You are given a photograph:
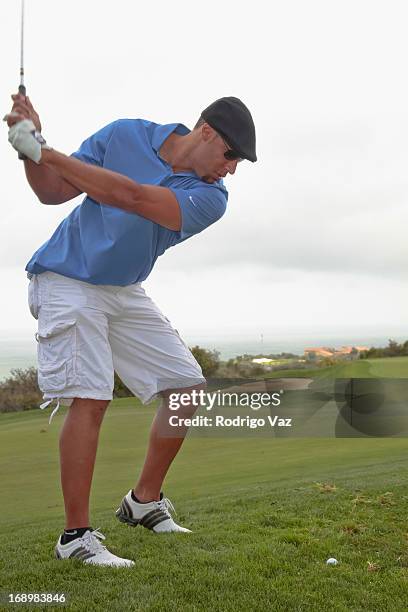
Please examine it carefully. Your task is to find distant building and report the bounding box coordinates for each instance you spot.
[252,358,274,365]
[304,345,369,362]
[304,348,335,361]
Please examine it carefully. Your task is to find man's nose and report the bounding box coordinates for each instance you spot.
[225,160,238,175]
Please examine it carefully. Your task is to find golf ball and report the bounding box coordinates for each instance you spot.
[326,558,338,565]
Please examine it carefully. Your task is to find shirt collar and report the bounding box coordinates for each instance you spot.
[151,122,191,155]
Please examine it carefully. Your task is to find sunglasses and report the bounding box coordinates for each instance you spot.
[219,134,243,162]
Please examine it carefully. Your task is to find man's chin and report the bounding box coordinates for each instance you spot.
[201,175,216,183]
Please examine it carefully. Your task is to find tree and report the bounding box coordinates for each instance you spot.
[190,346,220,377]
[386,339,401,357]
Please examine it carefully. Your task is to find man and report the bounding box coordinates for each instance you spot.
[5,95,257,567]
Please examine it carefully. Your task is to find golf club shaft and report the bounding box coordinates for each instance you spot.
[18,0,26,160]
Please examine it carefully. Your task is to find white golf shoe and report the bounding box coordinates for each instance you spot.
[55,528,135,567]
[116,491,192,533]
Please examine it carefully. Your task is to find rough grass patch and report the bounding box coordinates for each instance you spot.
[351,493,373,506]
[314,482,337,493]
[341,522,362,535]
[377,492,395,506]
[367,560,381,572]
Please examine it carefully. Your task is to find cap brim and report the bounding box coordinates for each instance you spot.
[212,125,257,163]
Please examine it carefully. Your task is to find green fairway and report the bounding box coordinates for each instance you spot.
[266,356,408,379]
[1,399,408,611]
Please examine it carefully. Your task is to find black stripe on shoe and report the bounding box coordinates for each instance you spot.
[122,498,133,518]
[75,551,97,561]
[139,510,169,530]
[116,498,140,526]
[69,546,96,560]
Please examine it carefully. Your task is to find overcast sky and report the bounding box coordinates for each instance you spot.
[0,0,407,346]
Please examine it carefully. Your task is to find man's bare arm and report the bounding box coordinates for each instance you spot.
[24,159,82,204]
[6,94,82,204]
[41,149,181,230]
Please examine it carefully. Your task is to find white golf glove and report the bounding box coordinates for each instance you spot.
[7,118,51,164]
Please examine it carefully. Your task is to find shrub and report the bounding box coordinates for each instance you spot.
[0,367,42,413]
[113,372,133,398]
[190,346,220,377]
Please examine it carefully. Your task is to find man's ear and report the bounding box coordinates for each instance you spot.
[201,122,217,143]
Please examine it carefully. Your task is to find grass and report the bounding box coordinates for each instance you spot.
[265,356,408,379]
[1,398,408,611]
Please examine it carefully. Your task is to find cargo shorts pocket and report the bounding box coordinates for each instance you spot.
[37,320,80,393]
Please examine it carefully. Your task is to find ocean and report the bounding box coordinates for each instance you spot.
[0,338,37,381]
[0,333,406,382]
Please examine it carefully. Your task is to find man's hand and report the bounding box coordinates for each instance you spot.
[8,119,51,164]
[4,93,42,131]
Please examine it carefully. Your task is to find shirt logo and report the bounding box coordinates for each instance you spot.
[189,196,198,207]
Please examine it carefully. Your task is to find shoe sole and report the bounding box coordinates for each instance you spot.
[116,504,141,527]
[55,545,134,567]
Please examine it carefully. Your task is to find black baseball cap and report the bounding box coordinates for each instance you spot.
[200,96,257,162]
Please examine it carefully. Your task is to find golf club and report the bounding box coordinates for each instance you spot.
[18,0,27,160]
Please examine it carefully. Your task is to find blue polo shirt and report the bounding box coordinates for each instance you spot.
[25,119,228,285]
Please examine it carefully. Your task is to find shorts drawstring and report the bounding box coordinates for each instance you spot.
[40,398,61,425]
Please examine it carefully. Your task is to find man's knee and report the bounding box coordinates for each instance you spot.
[70,398,110,420]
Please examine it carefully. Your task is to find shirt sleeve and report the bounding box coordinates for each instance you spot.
[169,185,228,240]
[70,121,118,166]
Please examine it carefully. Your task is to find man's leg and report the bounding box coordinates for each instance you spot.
[56,397,135,566]
[134,383,205,502]
[59,398,110,529]
[109,284,206,515]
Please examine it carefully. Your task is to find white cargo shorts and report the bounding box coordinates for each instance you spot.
[27,271,205,420]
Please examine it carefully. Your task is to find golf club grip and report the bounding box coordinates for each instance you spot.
[18,84,27,160]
